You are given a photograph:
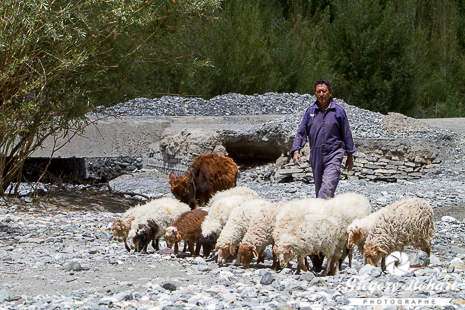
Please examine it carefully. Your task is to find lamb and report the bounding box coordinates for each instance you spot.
[273,192,370,275]
[238,201,284,269]
[198,186,260,257]
[165,209,208,256]
[112,200,163,252]
[362,198,434,270]
[215,198,270,266]
[128,197,191,252]
[112,210,136,252]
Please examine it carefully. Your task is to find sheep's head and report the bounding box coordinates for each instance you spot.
[238,243,259,269]
[198,232,217,258]
[216,243,233,265]
[348,227,365,249]
[112,219,124,239]
[133,220,158,252]
[169,172,195,208]
[273,244,294,269]
[165,227,182,249]
[363,243,389,266]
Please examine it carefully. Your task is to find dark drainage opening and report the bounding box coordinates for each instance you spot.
[224,140,284,165]
[22,157,87,183]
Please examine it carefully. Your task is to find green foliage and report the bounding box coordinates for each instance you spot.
[0,0,221,194]
[321,0,415,114]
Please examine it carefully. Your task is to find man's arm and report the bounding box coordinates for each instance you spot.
[292,149,301,166]
[344,153,353,171]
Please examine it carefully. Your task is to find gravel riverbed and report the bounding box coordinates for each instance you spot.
[1,93,465,309]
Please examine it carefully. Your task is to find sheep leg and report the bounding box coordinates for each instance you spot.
[123,237,131,252]
[322,258,331,276]
[309,254,324,272]
[271,252,279,270]
[153,239,159,251]
[194,241,201,257]
[188,239,196,256]
[234,252,242,266]
[381,256,386,272]
[348,248,353,268]
[421,241,431,256]
[182,240,188,252]
[296,256,307,275]
[174,242,179,254]
[329,255,339,276]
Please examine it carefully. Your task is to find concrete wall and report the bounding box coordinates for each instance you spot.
[32,118,171,158]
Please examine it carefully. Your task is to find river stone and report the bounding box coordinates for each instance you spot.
[0,289,10,302]
[410,251,430,267]
[260,271,275,285]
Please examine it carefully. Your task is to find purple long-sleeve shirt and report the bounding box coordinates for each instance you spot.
[290,100,356,157]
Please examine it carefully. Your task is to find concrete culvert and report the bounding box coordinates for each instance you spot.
[224,140,284,165]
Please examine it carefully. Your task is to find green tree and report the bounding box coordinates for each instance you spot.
[322,0,415,114]
[0,0,221,195]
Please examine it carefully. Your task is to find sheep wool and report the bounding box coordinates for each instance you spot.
[216,198,270,265]
[199,186,259,257]
[363,198,434,269]
[128,197,190,252]
[274,213,340,275]
[238,201,283,269]
[112,199,166,251]
[165,209,208,256]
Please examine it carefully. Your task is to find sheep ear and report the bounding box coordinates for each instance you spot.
[176,231,181,240]
[377,247,389,255]
[359,228,365,239]
[229,243,235,255]
[252,248,259,259]
[169,172,177,184]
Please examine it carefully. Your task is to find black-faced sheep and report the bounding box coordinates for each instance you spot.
[128,197,191,252]
[363,198,434,270]
[112,201,161,252]
[165,209,208,256]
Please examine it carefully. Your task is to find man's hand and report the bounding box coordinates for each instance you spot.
[293,150,301,166]
[344,153,354,171]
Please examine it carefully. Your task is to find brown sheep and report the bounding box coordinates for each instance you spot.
[165,209,208,256]
[169,153,238,209]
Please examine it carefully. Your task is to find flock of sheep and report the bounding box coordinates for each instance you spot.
[111,186,435,276]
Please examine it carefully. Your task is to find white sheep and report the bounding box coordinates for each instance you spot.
[273,192,370,275]
[346,208,387,258]
[199,186,259,257]
[363,198,434,270]
[274,213,340,275]
[322,192,371,273]
[112,200,164,252]
[272,197,326,271]
[128,197,191,252]
[215,198,270,266]
[238,201,283,269]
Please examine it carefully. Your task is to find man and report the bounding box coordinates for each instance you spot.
[290,79,356,199]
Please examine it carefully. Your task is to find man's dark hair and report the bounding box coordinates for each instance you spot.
[314,79,332,91]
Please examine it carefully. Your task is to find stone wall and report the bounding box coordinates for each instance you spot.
[275,138,442,183]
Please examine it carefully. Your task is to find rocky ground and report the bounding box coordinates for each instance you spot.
[1,93,465,309]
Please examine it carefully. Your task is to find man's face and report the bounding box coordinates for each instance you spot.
[315,84,332,106]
